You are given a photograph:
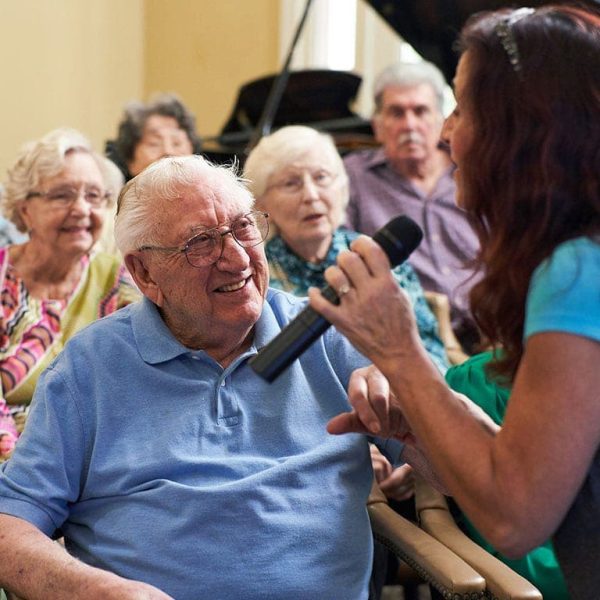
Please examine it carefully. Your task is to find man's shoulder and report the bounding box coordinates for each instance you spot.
[39,302,140,387]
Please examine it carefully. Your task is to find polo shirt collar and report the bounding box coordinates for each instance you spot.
[248,289,290,351]
[130,294,283,365]
[131,297,195,364]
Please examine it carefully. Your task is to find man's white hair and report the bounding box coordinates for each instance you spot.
[114,155,254,256]
[373,61,447,114]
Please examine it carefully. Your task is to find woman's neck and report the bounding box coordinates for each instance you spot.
[9,241,86,299]
[281,233,333,264]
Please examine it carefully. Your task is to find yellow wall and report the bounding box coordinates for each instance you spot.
[0,0,280,176]
[145,0,280,139]
[0,0,144,176]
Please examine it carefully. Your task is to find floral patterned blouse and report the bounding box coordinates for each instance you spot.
[0,248,140,452]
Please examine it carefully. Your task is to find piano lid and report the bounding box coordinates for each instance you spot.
[202,0,600,164]
[221,69,364,136]
[366,0,599,83]
[202,69,373,163]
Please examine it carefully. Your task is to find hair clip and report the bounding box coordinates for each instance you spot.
[495,8,535,78]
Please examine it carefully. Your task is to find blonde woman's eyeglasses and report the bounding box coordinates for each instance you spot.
[26,186,109,209]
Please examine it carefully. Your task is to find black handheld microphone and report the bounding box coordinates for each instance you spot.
[248,215,423,382]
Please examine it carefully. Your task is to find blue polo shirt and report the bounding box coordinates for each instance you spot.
[0,290,400,599]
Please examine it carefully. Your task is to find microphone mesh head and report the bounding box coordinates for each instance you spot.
[372,216,423,267]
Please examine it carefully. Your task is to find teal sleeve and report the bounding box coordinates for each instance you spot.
[525,238,600,342]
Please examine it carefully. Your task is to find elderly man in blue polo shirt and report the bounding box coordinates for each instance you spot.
[0,156,404,600]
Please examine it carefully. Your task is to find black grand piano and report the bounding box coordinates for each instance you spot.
[200,0,590,165]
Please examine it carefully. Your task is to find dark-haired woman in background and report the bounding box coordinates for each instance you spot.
[107,92,201,181]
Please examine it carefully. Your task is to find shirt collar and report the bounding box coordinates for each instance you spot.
[131,297,198,364]
[131,294,284,364]
[365,147,389,170]
[250,289,298,351]
[367,144,455,174]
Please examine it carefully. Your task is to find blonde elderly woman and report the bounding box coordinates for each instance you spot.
[0,128,140,455]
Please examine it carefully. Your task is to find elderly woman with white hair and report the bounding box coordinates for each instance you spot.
[244,125,448,373]
[0,128,140,455]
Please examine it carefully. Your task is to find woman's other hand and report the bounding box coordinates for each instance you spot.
[370,444,415,501]
[327,365,416,442]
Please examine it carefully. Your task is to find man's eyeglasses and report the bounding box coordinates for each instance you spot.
[138,211,269,268]
[268,169,337,195]
[26,186,109,209]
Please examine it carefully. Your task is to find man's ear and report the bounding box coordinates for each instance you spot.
[124,252,164,307]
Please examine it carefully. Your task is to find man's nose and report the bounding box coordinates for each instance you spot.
[401,110,419,129]
[161,139,176,157]
[216,232,251,266]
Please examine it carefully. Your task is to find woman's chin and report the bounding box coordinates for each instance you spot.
[303,218,332,236]
[59,233,96,254]
[452,173,466,209]
[302,229,332,247]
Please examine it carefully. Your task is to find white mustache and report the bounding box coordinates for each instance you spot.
[397,132,425,145]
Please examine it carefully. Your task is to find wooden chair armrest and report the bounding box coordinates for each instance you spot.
[368,482,486,598]
[415,478,543,600]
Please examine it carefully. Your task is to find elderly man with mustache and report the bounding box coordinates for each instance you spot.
[344,60,481,352]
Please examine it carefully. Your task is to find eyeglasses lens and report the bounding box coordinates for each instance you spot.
[185,212,269,267]
[45,188,106,208]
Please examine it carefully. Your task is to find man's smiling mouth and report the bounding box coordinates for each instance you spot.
[217,279,247,293]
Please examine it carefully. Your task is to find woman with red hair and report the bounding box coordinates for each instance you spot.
[310,5,600,597]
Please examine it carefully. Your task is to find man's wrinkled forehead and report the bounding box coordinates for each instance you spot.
[378,82,443,116]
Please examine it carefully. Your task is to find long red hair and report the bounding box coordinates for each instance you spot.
[457,5,600,379]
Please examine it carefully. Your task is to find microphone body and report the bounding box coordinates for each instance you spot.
[249,216,423,382]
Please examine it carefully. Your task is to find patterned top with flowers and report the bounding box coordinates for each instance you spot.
[0,248,140,451]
